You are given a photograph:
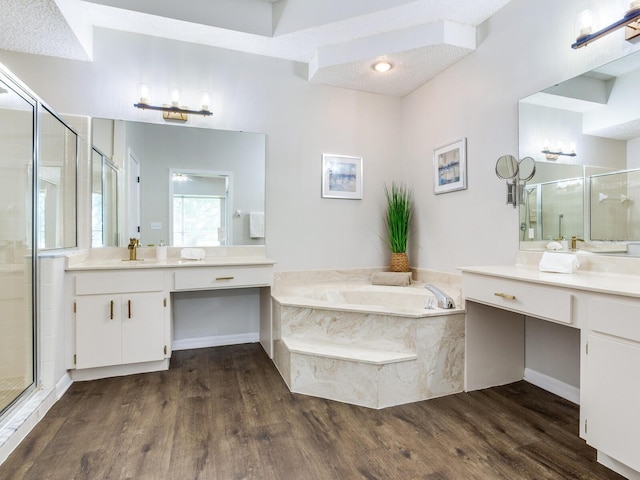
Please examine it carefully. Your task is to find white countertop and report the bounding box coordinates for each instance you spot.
[66,256,275,271]
[459,264,640,299]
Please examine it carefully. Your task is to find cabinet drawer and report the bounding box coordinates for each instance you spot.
[75,271,164,295]
[173,265,272,291]
[588,296,640,342]
[463,274,573,324]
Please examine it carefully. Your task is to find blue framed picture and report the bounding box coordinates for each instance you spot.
[434,138,467,194]
[321,154,363,199]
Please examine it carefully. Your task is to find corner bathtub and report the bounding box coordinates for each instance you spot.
[273,282,463,317]
[270,280,466,409]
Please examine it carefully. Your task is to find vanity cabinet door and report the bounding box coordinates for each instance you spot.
[586,332,640,473]
[121,292,165,365]
[76,295,123,369]
[75,292,165,369]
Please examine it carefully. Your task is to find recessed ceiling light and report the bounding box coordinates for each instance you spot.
[372,61,393,73]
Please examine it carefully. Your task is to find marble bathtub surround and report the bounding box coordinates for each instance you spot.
[271,268,465,409]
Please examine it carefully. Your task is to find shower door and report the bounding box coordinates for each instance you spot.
[0,74,36,416]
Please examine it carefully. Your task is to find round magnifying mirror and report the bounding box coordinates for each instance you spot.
[495,154,519,180]
[518,156,536,182]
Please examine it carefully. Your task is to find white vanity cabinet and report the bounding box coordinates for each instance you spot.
[461,265,640,480]
[585,296,640,473]
[66,253,275,380]
[72,271,168,370]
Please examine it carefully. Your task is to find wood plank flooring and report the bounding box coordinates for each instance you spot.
[0,343,625,480]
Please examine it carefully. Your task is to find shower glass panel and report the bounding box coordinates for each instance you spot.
[0,77,36,416]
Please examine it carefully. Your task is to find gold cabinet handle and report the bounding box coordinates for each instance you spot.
[110,300,114,319]
[494,292,516,300]
[128,299,132,319]
[215,276,234,281]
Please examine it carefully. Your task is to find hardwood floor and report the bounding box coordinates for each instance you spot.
[0,344,624,480]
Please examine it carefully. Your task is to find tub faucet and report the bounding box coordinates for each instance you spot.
[425,284,455,309]
[128,238,139,261]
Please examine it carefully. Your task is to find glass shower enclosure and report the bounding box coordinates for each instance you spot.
[0,74,36,415]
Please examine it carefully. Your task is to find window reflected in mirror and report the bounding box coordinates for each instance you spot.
[170,170,229,247]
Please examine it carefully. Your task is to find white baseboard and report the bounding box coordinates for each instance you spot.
[598,451,640,480]
[55,373,73,400]
[172,333,260,351]
[524,368,580,405]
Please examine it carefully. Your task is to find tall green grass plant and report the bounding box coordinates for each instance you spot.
[384,182,412,253]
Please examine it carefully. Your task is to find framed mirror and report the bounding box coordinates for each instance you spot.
[518,50,640,255]
[92,119,266,247]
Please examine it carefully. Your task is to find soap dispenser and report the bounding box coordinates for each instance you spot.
[156,239,167,261]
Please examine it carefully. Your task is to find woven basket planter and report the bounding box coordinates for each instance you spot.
[390,252,410,272]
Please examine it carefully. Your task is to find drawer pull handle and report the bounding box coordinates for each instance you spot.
[128,299,132,319]
[494,292,516,300]
[110,300,114,319]
[215,276,235,281]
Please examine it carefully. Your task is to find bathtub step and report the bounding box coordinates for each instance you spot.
[282,338,416,365]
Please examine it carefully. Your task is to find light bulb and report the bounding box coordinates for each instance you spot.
[139,84,150,104]
[170,88,180,107]
[201,92,210,111]
[373,61,393,73]
[577,9,594,39]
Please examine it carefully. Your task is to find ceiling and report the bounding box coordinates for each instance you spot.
[0,0,514,96]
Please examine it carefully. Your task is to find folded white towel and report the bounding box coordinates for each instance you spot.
[249,211,265,239]
[538,252,579,274]
[180,247,206,260]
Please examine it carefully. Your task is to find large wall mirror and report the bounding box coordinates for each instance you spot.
[519,49,640,255]
[92,120,265,248]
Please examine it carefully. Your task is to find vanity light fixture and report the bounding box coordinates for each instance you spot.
[172,173,191,182]
[134,85,212,121]
[572,1,640,49]
[372,61,393,73]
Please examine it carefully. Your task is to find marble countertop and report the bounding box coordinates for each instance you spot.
[66,255,275,271]
[459,264,640,299]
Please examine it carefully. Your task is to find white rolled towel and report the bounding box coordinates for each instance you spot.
[180,247,206,260]
[538,252,579,274]
[371,272,412,286]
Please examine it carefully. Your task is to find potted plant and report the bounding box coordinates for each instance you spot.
[384,182,413,272]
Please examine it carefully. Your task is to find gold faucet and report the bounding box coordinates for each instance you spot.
[571,236,585,250]
[128,238,139,260]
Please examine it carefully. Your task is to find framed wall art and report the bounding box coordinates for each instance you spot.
[433,138,467,194]
[321,154,363,199]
